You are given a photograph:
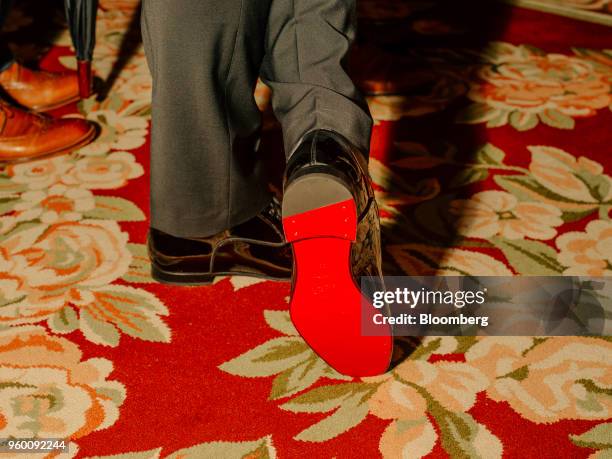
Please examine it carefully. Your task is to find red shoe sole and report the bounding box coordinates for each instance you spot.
[283,197,392,377]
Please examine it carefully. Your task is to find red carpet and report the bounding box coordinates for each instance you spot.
[0,0,611,457]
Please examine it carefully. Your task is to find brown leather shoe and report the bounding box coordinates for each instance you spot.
[0,62,80,112]
[148,199,292,285]
[0,100,97,162]
[281,130,392,376]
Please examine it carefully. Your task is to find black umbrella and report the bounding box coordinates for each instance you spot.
[64,0,98,98]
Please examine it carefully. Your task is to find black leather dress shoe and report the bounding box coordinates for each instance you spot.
[148,199,292,285]
[281,129,393,377]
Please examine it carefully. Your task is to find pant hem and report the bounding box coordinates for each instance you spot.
[151,191,274,239]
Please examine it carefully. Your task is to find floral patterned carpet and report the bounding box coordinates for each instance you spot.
[504,0,612,25]
[1,0,611,458]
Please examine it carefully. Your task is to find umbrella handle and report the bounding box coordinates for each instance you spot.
[77,60,93,98]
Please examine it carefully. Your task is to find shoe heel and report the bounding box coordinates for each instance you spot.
[282,172,357,241]
[282,173,391,377]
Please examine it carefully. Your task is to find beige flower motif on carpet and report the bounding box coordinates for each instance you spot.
[469,337,612,423]
[78,110,148,156]
[369,360,489,416]
[116,73,153,102]
[0,215,17,234]
[95,8,135,40]
[62,152,144,190]
[465,337,537,381]
[388,244,514,275]
[529,146,612,203]
[58,40,147,82]
[14,184,95,224]
[0,220,131,320]
[450,190,563,240]
[6,156,73,190]
[459,44,612,130]
[0,211,39,235]
[366,358,498,458]
[0,276,22,310]
[0,326,125,452]
[94,45,148,83]
[474,54,608,115]
[556,219,612,275]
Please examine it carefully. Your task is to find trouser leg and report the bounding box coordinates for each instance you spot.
[261,0,373,156]
[141,0,272,238]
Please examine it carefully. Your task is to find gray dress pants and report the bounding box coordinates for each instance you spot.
[141,0,373,237]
